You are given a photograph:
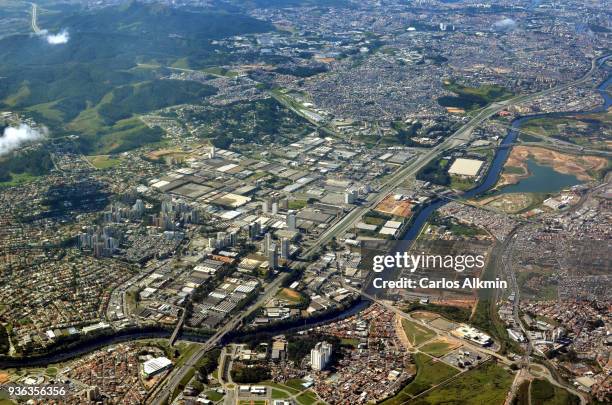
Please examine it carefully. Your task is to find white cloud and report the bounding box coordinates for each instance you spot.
[45,29,70,45]
[0,124,47,155]
[493,18,517,31]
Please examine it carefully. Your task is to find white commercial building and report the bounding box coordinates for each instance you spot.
[142,357,172,378]
[448,158,484,177]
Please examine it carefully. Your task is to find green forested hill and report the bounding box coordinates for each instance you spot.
[0,2,273,154]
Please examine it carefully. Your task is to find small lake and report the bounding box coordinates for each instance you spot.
[499,159,582,194]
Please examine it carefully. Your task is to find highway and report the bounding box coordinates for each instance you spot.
[30,3,42,34]
[147,272,289,405]
[299,54,605,260]
[148,55,607,404]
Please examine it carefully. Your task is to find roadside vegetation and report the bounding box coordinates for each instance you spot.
[438,81,513,111]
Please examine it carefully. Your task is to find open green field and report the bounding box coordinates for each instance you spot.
[204,390,224,401]
[288,199,308,209]
[296,390,318,405]
[530,379,580,405]
[262,381,301,395]
[285,379,307,391]
[438,81,513,111]
[405,303,471,324]
[272,388,290,399]
[450,175,477,191]
[363,215,387,226]
[86,155,122,169]
[402,319,436,346]
[175,343,201,368]
[381,353,459,404]
[412,361,513,405]
[44,367,58,377]
[420,340,458,357]
[340,338,359,348]
[0,171,37,187]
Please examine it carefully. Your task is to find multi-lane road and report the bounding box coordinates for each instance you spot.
[148,56,607,404]
[147,272,289,405]
[300,54,605,260]
[30,3,42,34]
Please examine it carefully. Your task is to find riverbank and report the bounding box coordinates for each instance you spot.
[498,145,608,188]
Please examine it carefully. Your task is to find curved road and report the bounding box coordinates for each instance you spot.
[147,273,289,405]
[30,3,42,34]
[148,54,607,404]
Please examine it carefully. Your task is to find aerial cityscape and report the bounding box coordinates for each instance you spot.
[0,0,610,404]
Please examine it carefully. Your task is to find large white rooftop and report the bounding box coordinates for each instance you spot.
[448,158,484,177]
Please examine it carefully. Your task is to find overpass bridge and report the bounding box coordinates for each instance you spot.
[169,305,187,346]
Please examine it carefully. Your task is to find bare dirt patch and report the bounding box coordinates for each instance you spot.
[374,194,414,218]
[499,146,608,187]
[476,193,540,214]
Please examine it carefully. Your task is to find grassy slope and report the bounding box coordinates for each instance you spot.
[531,379,580,405]
[381,352,459,404]
[402,319,436,346]
[0,3,273,156]
[412,361,513,405]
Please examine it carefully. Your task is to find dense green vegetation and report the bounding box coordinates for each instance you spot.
[275,64,328,77]
[0,2,275,158]
[437,81,513,111]
[0,148,54,184]
[391,120,423,146]
[171,97,314,148]
[0,324,9,355]
[195,348,221,381]
[520,113,612,150]
[231,364,272,383]
[417,157,451,186]
[381,353,458,404]
[405,302,472,323]
[530,379,580,405]
[429,213,485,237]
[96,80,216,124]
[512,380,530,405]
[411,361,513,405]
[286,334,345,365]
[84,118,165,154]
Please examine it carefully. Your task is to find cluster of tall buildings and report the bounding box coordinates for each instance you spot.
[263,232,291,269]
[77,226,121,258]
[150,199,200,230]
[262,194,287,215]
[208,230,239,249]
[102,199,145,223]
[311,341,333,371]
[248,221,262,240]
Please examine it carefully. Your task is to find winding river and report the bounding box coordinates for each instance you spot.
[2,56,610,369]
[402,58,611,242]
